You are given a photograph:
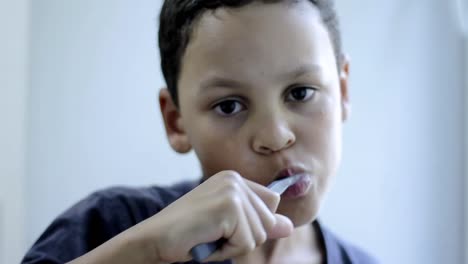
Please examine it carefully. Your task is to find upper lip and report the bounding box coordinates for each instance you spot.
[275,166,306,180]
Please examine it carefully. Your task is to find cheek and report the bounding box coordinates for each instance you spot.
[297,97,342,174]
[187,120,249,177]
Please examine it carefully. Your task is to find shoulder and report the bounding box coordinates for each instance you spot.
[64,180,200,225]
[22,180,200,264]
[316,221,379,264]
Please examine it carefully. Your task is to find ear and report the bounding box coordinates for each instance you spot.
[159,88,192,153]
[339,54,351,122]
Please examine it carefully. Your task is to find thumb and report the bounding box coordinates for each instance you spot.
[267,214,293,239]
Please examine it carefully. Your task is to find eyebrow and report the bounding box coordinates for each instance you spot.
[200,77,246,91]
[199,64,324,91]
[280,63,324,80]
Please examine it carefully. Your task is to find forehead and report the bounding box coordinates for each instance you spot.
[178,1,337,95]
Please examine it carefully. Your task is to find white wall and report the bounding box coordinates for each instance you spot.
[322,1,465,263]
[465,24,468,264]
[26,0,200,246]
[0,0,29,263]
[24,0,465,263]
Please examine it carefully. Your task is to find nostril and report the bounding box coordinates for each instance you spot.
[252,127,295,154]
[259,146,273,154]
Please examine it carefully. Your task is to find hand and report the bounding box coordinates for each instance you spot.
[137,170,294,263]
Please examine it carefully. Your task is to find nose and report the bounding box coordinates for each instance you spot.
[251,113,296,155]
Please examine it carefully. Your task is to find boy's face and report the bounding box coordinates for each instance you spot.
[160,1,350,226]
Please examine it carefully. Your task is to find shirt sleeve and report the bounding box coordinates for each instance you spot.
[21,189,145,264]
[21,182,198,264]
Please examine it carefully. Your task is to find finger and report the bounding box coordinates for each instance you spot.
[204,203,254,262]
[240,190,268,247]
[243,184,277,235]
[267,214,293,239]
[244,179,281,212]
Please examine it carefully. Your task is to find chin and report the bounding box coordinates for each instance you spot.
[277,192,321,227]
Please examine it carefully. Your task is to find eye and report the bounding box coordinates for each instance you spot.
[286,87,316,102]
[213,100,245,116]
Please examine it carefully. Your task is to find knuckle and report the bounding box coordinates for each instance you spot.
[222,192,243,211]
[229,195,243,210]
[266,192,281,212]
[222,182,241,199]
[223,170,242,182]
[255,230,267,246]
[221,174,244,198]
[264,215,276,232]
[271,192,280,206]
[246,240,256,251]
[218,218,233,237]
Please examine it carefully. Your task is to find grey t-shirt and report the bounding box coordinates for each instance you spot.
[22,180,378,264]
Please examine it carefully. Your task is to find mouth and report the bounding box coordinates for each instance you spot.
[274,167,312,199]
[275,167,306,180]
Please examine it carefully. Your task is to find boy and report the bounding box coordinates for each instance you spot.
[22,0,378,263]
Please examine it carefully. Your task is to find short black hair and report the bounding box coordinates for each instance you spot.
[158,0,342,106]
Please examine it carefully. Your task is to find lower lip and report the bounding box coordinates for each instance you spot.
[281,174,312,199]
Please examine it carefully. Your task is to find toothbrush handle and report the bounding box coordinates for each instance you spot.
[190,238,227,261]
